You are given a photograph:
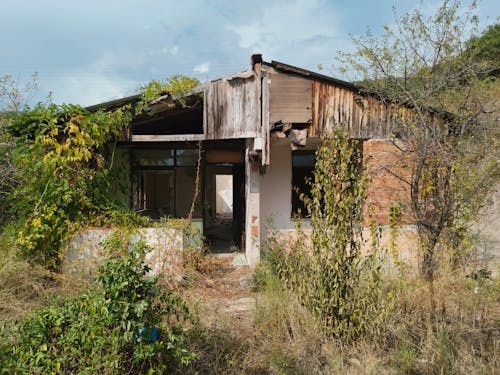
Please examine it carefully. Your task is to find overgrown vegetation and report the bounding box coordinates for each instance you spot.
[340,0,500,279]
[0,73,201,270]
[267,130,386,341]
[0,233,196,374]
[10,103,136,269]
[0,1,498,373]
[0,73,204,373]
[0,74,40,227]
[136,74,200,113]
[174,254,499,374]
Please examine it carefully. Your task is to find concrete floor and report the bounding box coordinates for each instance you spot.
[204,215,237,253]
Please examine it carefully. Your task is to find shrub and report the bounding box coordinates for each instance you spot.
[268,130,387,342]
[0,233,196,374]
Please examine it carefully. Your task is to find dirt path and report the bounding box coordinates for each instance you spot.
[183,256,256,327]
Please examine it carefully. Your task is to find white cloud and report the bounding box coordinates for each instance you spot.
[169,46,179,56]
[226,0,349,72]
[193,62,210,74]
[47,73,137,106]
[5,0,497,105]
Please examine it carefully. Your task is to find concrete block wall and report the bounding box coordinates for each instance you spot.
[63,227,184,277]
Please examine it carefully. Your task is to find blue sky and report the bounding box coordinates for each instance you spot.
[0,0,498,106]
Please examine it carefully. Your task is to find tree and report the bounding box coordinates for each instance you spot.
[466,23,500,72]
[0,74,40,226]
[341,0,499,280]
[271,131,384,340]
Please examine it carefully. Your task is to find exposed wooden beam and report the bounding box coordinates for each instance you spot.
[132,134,207,142]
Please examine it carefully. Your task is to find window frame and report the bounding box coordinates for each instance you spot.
[291,150,316,218]
[131,148,199,218]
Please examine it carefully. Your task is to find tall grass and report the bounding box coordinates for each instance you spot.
[0,229,89,322]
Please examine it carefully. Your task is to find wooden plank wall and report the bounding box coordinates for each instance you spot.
[261,70,271,165]
[269,71,312,124]
[204,70,260,140]
[310,80,414,139]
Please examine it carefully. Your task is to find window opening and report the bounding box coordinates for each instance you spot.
[132,148,200,219]
[291,151,315,217]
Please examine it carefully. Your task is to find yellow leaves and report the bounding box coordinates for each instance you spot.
[40,135,58,147]
[68,123,79,134]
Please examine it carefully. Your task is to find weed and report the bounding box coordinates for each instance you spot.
[0,232,196,374]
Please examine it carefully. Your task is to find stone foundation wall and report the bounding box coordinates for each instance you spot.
[63,227,184,277]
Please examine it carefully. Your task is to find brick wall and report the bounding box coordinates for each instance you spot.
[363,139,413,225]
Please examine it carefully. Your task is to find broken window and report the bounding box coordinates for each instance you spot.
[132,148,200,219]
[290,141,364,218]
[291,151,315,217]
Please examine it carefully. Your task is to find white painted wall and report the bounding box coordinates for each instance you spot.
[215,174,233,214]
[260,138,300,240]
[245,140,261,265]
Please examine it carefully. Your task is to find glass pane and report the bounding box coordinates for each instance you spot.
[134,149,174,167]
[139,170,174,219]
[176,149,198,166]
[175,167,200,218]
[292,152,315,167]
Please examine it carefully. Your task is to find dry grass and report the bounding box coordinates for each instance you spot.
[2,230,498,374]
[0,238,91,323]
[382,269,500,374]
[177,258,499,374]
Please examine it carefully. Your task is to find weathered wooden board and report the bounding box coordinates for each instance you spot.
[261,70,271,165]
[205,70,259,140]
[131,134,206,142]
[270,71,312,124]
[206,150,244,164]
[310,80,414,139]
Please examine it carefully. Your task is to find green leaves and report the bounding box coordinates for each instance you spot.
[8,102,134,269]
[136,74,201,114]
[268,130,386,342]
[1,233,196,373]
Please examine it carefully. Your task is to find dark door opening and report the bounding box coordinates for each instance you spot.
[204,162,245,253]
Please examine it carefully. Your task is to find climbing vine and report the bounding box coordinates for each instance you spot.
[10,104,134,268]
[6,74,202,269]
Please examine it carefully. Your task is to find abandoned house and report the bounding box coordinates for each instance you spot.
[88,54,492,267]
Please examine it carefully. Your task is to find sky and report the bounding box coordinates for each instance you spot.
[0,0,498,107]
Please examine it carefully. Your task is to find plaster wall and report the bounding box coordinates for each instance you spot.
[475,184,500,272]
[245,139,261,265]
[259,137,421,270]
[259,138,313,240]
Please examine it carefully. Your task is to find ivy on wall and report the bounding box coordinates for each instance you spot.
[6,75,201,270]
[10,104,134,268]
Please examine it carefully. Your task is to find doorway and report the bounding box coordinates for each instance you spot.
[204,162,245,253]
[215,175,233,219]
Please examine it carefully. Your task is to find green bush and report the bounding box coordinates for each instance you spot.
[0,233,196,374]
[266,131,387,342]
